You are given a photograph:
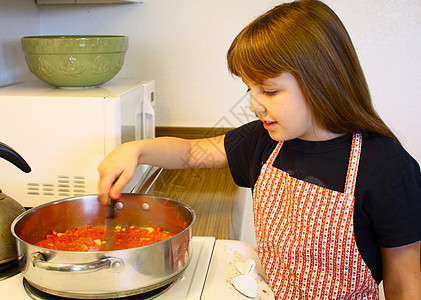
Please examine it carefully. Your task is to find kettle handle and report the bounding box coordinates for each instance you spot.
[0,142,31,173]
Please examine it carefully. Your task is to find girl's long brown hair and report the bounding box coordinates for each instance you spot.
[227,0,398,142]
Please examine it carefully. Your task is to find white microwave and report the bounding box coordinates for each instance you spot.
[0,78,155,207]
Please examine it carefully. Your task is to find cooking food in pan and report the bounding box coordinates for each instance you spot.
[11,194,196,298]
[34,225,174,252]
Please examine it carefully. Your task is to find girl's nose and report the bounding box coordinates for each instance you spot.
[249,93,266,114]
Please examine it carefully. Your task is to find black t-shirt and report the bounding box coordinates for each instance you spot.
[224,120,421,284]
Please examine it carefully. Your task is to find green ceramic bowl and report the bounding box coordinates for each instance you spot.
[21,35,128,87]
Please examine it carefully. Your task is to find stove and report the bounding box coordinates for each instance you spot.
[22,279,176,300]
[0,237,275,299]
[0,259,20,280]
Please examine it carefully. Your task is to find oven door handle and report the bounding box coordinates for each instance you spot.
[31,252,124,273]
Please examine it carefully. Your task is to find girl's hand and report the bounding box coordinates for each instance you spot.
[98,141,141,205]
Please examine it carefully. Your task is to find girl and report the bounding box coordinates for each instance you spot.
[98,0,421,298]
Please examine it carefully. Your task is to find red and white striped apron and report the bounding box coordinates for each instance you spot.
[253,133,379,299]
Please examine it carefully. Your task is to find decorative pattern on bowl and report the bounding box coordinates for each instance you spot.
[60,56,85,77]
[21,35,128,87]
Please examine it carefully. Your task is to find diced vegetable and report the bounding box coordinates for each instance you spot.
[34,225,174,252]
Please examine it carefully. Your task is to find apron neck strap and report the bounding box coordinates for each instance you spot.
[267,142,283,167]
[343,133,362,196]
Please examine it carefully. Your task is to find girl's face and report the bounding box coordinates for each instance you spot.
[247,72,336,141]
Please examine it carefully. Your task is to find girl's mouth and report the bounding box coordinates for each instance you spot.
[263,120,277,130]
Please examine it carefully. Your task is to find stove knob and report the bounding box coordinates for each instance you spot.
[236,258,256,277]
[231,274,258,298]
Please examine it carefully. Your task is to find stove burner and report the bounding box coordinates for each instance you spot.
[23,278,176,300]
[0,259,20,280]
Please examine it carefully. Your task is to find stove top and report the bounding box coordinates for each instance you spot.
[0,237,275,299]
[0,237,214,300]
[23,278,176,300]
[0,259,20,280]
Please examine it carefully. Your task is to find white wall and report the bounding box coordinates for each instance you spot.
[1,0,420,162]
[0,0,40,87]
[325,0,421,163]
[37,0,276,129]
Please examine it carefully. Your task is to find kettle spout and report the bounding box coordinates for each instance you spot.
[0,142,31,173]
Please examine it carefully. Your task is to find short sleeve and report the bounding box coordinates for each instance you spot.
[224,120,268,188]
[225,122,255,187]
[371,161,421,247]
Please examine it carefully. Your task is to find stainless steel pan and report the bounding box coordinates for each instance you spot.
[12,194,195,299]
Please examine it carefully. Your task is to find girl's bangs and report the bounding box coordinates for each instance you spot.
[228,29,282,85]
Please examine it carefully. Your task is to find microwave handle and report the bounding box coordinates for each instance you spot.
[136,99,155,141]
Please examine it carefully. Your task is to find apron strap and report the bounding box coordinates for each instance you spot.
[267,142,283,167]
[343,133,362,196]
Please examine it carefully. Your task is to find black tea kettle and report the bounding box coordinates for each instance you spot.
[0,142,31,264]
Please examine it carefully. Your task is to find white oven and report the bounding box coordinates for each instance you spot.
[0,78,155,208]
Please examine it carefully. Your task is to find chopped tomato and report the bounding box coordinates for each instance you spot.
[34,225,174,252]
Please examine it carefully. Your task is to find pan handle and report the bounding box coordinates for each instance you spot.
[31,252,124,273]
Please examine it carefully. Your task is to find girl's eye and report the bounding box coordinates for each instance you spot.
[263,90,278,96]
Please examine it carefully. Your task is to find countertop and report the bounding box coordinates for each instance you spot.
[144,167,245,240]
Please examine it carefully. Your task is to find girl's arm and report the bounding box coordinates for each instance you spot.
[381,241,421,299]
[97,135,228,204]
